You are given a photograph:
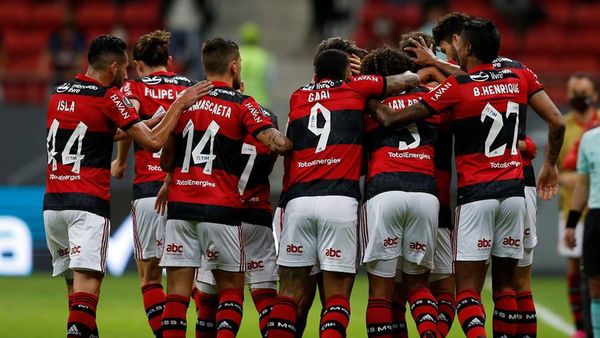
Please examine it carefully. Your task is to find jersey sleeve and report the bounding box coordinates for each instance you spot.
[104,88,141,130]
[523,65,543,98]
[241,97,275,137]
[349,75,386,98]
[420,77,461,115]
[577,133,590,174]
[121,80,141,102]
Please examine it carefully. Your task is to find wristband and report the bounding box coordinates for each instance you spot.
[566,210,582,229]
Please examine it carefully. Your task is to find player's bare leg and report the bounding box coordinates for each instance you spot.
[366,273,396,338]
[212,270,245,338]
[430,276,456,337]
[163,267,195,338]
[68,270,103,338]
[267,266,311,338]
[135,258,165,337]
[392,282,408,338]
[403,269,438,337]
[514,265,537,337]
[455,261,488,338]
[491,256,520,338]
[320,271,355,338]
[296,273,318,337]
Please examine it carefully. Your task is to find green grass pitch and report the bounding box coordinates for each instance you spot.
[0,273,573,337]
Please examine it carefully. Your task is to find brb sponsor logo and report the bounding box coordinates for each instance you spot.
[477,238,492,249]
[166,243,183,254]
[246,260,265,270]
[409,242,427,252]
[383,237,399,247]
[325,248,342,259]
[502,237,521,247]
[206,249,220,260]
[286,244,303,254]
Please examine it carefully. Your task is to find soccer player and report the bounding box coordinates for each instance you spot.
[157,37,291,338]
[360,46,441,338]
[191,104,280,338]
[368,19,565,337]
[558,72,600,338]
[266,49,419,338]
[43,34,212,337]
[564,124,600,338]
[109,30,196,338]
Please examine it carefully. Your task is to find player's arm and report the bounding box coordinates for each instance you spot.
[404,37,464,77]
[111,138,132,179]
[417,66,447,85]
[126,81,213,152]
[384,71,420,96]
[529,90,566,200]
[368,100,431,129]
[160,135,176,172]
[255,127,293,155]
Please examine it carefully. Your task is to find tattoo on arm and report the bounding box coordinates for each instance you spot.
[546,123,565,166]
[257,128,292,155]
[369,100,431,129]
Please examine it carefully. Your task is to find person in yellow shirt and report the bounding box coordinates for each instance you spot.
[238,22,275,108]
[558,72,600,338]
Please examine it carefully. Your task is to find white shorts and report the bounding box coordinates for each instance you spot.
[523,186,538,249]
[454,197,525,261]
[518,248,534,267]
[132,197,166,260]
[196,222,278,285]
[362,191,439,277]
[558,212,584,258]
[160,220,244,272]
[431,228,453,279]
[43,210,110,277]
[277,196,358,274]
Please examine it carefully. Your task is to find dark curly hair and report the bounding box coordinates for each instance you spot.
[432,12,470,46]
[133,30,171,67]
[314,37,367,65]
[361,46,414,77]
[399,32,436,71]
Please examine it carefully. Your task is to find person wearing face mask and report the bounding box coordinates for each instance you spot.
[557,72,600,338]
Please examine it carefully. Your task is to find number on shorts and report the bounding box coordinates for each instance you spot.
[238,143,257,195]
[181,120,220,174]
[307,102,331,153]
[481,101,519,158]
[398,123,421,150]
[46,119,88,174]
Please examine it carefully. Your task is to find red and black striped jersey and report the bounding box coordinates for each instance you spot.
[281,76,386,206]
[122,71,196,200]
[167,82,274,225]
[435,112,453,229]
[240,109,278,227]
[364,86,439,200]
[521,136,537,187]
[44,73,141,217]
[421,58,543,205]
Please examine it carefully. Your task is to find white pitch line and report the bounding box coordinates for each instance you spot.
[483,278,574,336]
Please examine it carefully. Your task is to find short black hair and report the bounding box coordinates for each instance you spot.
[314,49,350,81]
[133,30,171,67]
[461,18,500,63]
[202,37,240,75]
[361,46,414,77]
[398,32,436,71]
[432,12,470,46]
[87,34,127,69]
[314,37,367,65]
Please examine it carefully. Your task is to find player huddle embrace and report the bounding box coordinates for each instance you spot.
[44,13,565,338]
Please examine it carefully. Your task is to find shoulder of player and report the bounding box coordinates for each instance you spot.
[104,87,135,109]
[52,78,108,97]
[583,125,600,141]
[492,56,526,70]
[135,73,196,87]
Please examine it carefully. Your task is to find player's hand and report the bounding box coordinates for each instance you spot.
[537,162,559,200]
[111,160,126,179]
[349,54,363,76]
[155,183,169,216]
[564,228,577,249]
[404,37,437,66]
[174,80,214,110]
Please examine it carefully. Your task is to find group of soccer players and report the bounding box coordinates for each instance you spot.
[45,11,567,338]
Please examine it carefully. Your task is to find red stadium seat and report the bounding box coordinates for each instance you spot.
[2,29,49,56]
[574,4,600,28]
[0,2,29,28]
[31,3,66,30]
[122,2,161,29]
[75,3,118,30]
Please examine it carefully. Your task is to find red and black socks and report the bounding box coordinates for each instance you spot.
[67,292,98,338]
[366,298,395,338]
[568,273,584,330]
[267,296,298,338]
[456,289,486,338]
[493,290,518,338]
[391,299,408,338]
[251,288,277,338]
[320,295,351,338]
[408,288,438,338]
[195,290,218,338]
[216,288,244,338]
[142,283,166,338]
[435,292,456,337]
[162,294,189,338]
[516,291,537,338]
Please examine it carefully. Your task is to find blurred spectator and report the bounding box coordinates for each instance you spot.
[308,0,349,43]
[238,22,274,108]
[491,0,544,33]
[162,0,215,80]
[45,13,86,86]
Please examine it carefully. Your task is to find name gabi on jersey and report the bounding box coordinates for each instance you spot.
[473,83,520,97]
[189,99,232,118]
[308,90,330,102]
[144,87,182,100]
[110,94,131,119]
[387,98,420,110]
[57,100,75,112]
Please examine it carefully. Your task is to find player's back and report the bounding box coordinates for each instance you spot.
[167,83,273,225]
[122,71,195,199]
[45,74,140,218]
[364,86,439,200]
[282,75,385,205]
